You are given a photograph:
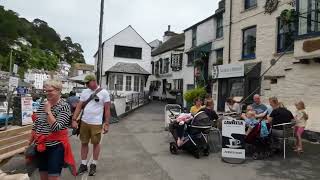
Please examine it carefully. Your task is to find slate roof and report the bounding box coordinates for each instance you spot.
[106,62,150,75]
[151,33,185,56]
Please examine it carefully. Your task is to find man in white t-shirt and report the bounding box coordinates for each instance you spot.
[72,74,110,176]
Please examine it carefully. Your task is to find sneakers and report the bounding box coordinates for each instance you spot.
[88,164,97,176]
[77,164,88,175]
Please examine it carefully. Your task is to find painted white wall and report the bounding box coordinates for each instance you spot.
[107,73,147,96]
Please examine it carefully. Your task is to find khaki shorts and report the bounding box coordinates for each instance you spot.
[80,121,102,144]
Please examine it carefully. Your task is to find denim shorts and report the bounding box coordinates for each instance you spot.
[37,143,65,176]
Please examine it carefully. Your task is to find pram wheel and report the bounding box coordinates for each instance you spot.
[203,145,210,156]
[252,152,259,160]
[193,149,201,159]
[170,142,178,154]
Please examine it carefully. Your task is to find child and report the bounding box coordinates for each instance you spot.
[176,113,193,147]
[241,105,253,120]
[294,101,308,153]
[244,110,259,135]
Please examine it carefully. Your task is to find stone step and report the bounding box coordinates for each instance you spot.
[0,125,32,140]
[0,140,29,160]
[0,131,30,149]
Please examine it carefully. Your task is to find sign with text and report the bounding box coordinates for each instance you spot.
[222,119,246,161]
[212,64,244,79]
[21,96,33,125]
[9,76,19,87]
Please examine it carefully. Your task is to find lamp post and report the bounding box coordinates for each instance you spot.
[97,0,105,86]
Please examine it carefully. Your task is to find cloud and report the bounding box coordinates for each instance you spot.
[1,0,218,65]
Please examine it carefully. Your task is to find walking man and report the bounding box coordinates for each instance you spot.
[72,74,110,176]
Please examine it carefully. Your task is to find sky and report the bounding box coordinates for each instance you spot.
[0,0,218,65]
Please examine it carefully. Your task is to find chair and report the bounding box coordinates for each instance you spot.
[207,120,222,153]
[272,122,294,159]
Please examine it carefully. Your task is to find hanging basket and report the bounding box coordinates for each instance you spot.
[280,9,298,25]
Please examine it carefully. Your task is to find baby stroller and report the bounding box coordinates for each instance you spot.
[169,111,212,159]
[245,121,272,160]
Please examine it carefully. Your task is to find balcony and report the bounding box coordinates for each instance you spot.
[294,36,320,59]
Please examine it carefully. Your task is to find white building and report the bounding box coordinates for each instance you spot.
[149,27,185,104]
[94,25,152,96]
[24,69,49,90]
[57,61,71,78]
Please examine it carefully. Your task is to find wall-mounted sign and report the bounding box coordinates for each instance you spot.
[21,96,33,125]
[212,64,244,79]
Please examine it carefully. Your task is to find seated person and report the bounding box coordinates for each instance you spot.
[241,105,253,119]
[176,113,193,147]
[244,110,259,135]
[267,97,294,137]
[251,94,268,119]
[202,99,219,124]
[190,97,204,115]
[225,97,241,114]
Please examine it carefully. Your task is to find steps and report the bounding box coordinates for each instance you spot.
[0,125,32,162]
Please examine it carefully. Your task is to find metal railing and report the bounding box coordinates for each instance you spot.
[125,91,149,112]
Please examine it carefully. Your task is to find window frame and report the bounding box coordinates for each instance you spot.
[134,76,140,92]
[216,15,224,39]
[215,48,224,65]
[297,0,320,37]
[242,25,257,60]
[108,74,115,90]
[114,45,142,59]
[244,0,257,10]
[115,74,123,91]
[140,77,145,92]
[125,76,132,91]
[277,17,295,53]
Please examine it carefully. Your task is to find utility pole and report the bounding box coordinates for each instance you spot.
[97,0,105,85]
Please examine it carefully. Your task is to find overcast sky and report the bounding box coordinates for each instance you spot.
[1,0,218,65]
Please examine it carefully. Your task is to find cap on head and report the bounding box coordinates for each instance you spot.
[84,74,96,83]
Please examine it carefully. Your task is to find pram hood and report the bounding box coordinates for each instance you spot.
[191,111,212,127]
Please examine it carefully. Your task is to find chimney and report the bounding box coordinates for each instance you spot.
[163,25,176,42]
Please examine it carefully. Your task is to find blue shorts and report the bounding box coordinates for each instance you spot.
[37,143,65,176]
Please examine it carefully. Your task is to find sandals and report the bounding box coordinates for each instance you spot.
[294,148,304,153]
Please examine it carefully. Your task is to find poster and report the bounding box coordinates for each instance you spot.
[222,119,246,160]
[21,96,33,125]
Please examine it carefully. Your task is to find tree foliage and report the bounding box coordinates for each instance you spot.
[0,6,86,76]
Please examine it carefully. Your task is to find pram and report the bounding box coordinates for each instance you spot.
[169,111,212,159]
[245,121,272,160]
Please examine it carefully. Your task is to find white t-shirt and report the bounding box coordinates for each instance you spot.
[80,87,110,125]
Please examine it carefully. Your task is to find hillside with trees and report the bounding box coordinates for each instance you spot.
[0,6,86,77]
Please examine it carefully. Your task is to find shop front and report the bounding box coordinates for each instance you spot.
[213,62,261,112]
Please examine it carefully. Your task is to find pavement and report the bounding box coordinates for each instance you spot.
[2,101,320,180]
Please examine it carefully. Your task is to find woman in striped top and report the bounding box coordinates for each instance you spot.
[30,80,76,179]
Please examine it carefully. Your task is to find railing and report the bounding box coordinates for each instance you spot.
[125,91,149,112]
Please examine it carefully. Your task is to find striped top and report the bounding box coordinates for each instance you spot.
[32,99,71,146]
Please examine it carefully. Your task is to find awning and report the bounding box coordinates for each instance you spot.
[186,42,212,54]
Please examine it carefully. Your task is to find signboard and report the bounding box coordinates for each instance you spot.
[21,96,33,125]
[212,64,244,79]
[222,119,246,162]
[9,76,19,87]
[16,87,28,95]
[13,64,18,74]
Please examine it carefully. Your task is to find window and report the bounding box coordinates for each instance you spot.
[125,76,132,91]
[134,76,139,91]
[187,84,195,90]
[215,49,223,65]
[108,75,115,90]
[114,45,142,59]
[151,62,154,75]
[116,75,123,91]
[298,0,320,35]
[242,26,256,59]
[140,77,145,92]
[171,53,183,71]
[216,16,223,38]
[159,59,163,74]
[277,18,295,52]
[155,61,159,75]
[173,79,183,90]
[192,27,197,47]
[187,51,201,65]
[245,0,257,10]
[163,58,170,74]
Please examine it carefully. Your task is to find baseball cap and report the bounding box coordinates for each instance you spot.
[83,74,96,83]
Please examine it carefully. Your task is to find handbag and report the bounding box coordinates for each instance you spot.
[25,141,37,157]
[72,88,103,136]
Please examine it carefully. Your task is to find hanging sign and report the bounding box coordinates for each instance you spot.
[212,64,244,79]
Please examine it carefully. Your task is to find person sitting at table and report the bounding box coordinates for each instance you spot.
[190,97,204,115]
[225,97,241,114]
[267,97,294,151]
[244,110,259,135]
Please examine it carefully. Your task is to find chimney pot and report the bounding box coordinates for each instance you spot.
[168,25,171,31]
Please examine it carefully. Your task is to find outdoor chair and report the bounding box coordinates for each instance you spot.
[272,122,294,159]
